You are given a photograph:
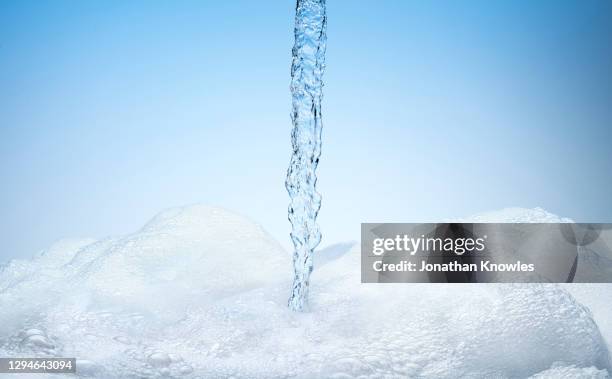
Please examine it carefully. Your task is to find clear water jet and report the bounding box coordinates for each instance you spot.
[286,0,327,311]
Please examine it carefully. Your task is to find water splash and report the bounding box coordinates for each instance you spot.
[286,0,327,312]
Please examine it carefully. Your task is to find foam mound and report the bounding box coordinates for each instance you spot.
[0,205,610,378]
[529,364,609,379]
[455,207,574,223]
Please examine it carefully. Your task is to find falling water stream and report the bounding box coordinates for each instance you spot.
[286,0,327,311]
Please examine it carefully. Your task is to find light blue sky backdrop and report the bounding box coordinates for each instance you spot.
[1,0,611,260]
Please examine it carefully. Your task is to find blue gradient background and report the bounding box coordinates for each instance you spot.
[1,0,611,260]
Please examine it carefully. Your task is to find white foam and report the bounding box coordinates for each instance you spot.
[0,205,609,378]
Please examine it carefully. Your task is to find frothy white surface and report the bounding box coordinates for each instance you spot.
[0,205,609,378]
